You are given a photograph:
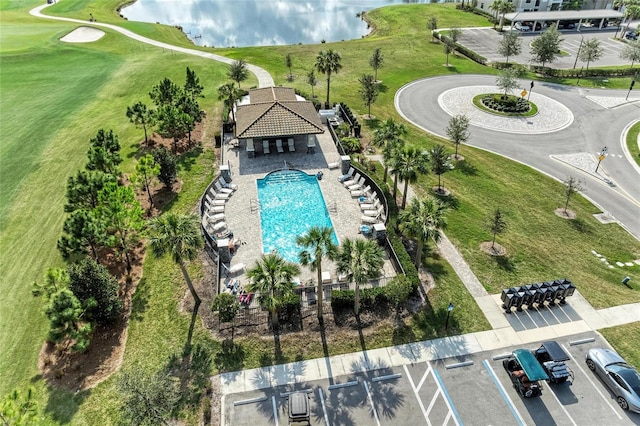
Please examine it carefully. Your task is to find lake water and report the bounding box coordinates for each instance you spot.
[121,0,439,48]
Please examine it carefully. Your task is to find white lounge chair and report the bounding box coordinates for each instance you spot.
[206,212,225,223]
[213,191,231,200]
[361,215,380,224]
[263,139,270,154]
[225,262,245,276]
[288,138,295,152]
[208,205,225,213]
[343,173,361,188]
[328,160,340,169]
[276,139,284,153]
[351,185,371,198]
[215,181,233,194]
[213,221,227,232]
[347,177,365,191]
[220,176,238,191]
[363,207,382,217]
[360,199,379,211]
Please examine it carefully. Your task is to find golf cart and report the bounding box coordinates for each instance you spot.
[533,341,574,384]
[288,392,310,425]
[503,349,549,398]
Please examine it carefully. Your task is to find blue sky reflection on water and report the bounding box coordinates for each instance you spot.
[121,0,435,47]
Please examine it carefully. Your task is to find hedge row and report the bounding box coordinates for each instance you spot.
[530,66,640,78]
[438,33,488,66]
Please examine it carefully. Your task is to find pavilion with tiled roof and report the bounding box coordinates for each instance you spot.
[235,87,324,156]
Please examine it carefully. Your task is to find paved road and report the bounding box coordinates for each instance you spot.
[30,2,274,88]
[395,74,640,239]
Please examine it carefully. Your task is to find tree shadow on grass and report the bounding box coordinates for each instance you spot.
[43,384,88,424]
[494,255,516,272]
[129,277,149,322]
[166,343,213,412]
[454,159,477,176]
[568,217,593,234]
[214,338,245,373]
[177,145,203,173]
[433,191,460,210]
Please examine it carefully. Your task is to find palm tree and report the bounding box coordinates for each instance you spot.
[372,118,406,183]
[492,0,514,30]
[398,196,449,269]
[336,238,384,316]
[393,147,430,209]
[315,49,343,106]
[217,82,240,123]
[148,213,204,307]
[227,59,249,89]
[297,227,338,323]
[246,253,300,330]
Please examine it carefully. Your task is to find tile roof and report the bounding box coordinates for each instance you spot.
[235,87,324,139]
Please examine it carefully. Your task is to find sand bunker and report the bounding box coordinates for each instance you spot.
[60,26,105,43]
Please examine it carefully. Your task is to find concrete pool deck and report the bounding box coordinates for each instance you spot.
[217,125,397,296]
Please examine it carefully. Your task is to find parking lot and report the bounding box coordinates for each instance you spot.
[222,332,640,425]
[457,28,630,69]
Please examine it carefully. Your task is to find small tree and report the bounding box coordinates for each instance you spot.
[212,293,240,335]
[217,82,241,123]
[563,176,583,213]
[358,73,379,118]
[444,39,455,66]
[449,28,462,45]
[488,208,508,250]
[445,114,470,159]
[126,101,155,145]
[97,181,145,273]
[117,367,179,426]
[64,169,116,213]
[336,238,384,316]
[149,77,181,107]
[428,16,438,42]
[530,24,563,70]
[0,387,38,425]
[57,209,107,262]
[183,67,204,100]
[579,38,604,70]
[68,258,122,325]
[621,39,640,68]
[227,59,249,89]
[498,31,522,64]
[153,146,178,190]
[45,289,93,352]
[315,49,343,106]
[369,47,384,82]
[430,144,453,193]
[373,118,406,183]
[385,275,413,323]
[32,268,69,301]
[306,69,318,99]
[86,129,122,176]
[285,53,293,81]
[394,147,430,209]
[496,67,520,99]
[131,154,160,210]
[156,104,191,153]
[399,196,449,269]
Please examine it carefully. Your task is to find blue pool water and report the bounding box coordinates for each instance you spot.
[257,170,338,263]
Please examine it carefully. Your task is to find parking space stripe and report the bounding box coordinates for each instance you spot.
[318,388,330,426]
[271,395,278,426]
[561,344,622,419]
[363,381,381,426]
[426,388,442,418]
[417,365,432,391]
[444,411,453,426]
[403,364,432,425]
[482,359,527,426]
[431,364,462,426]
[544,385,577,426]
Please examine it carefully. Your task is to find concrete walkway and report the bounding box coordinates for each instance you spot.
[30,2,274,88]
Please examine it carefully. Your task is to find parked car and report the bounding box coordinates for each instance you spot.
[514,22,531,32]
[503,349,549,397]
[586,348,640,413]
[625,31,638,41]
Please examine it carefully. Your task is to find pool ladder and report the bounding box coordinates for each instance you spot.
[250,198,260,214]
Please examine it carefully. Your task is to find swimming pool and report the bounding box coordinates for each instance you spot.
[257,170,338,263]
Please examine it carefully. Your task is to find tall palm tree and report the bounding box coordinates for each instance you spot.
[372,118,406,183]
[217,82,240,123]
[227,59,249,89]
[336,238,384,316]
[246,253,300,330]
[148,213,204,307]
[496,0,515,30]
[394,147,430,209]
[315,49,343,106]
[297,227,338,322]
[398,196,449,270]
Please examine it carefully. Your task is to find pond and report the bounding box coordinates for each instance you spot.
[121,0,443,48]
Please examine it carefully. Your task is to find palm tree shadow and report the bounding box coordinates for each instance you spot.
[455,159,477,175]
[184,302,200,353]
[319,322,335,385]
[433,191,459,210]
[495,255,516,272]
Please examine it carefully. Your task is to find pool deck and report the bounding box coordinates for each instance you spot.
[217,125,396,299]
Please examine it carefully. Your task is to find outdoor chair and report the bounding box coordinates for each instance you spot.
[276,139,284,153]
[339,167,355,182]
[327,160,340,169]
[208,205,225,214]
[342,173,361,188]
[361,214,380,224]
[288,138,295,152]
[347,177,365,191]
[263,139,270,154]
[360,199,379,211]
[351,184,371,198]
[224,262,245,277]
[210,189,231,200]
[206,212,225,223]
[220,176,238,190]
[214,181,234,194]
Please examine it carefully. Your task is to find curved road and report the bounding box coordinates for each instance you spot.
[396,74,640,239]
[30,2,274,88]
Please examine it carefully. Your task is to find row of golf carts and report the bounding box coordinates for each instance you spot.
[503,341,574,398]
[501,278,576,313]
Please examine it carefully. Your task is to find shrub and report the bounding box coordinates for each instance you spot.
[341,136,362,154]
[68,258,122,324]
[153,146,177,190]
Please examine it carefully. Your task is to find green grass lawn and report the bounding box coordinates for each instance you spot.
[627,120,640,169]
[2,1,640,424]
[600,322,640,368]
